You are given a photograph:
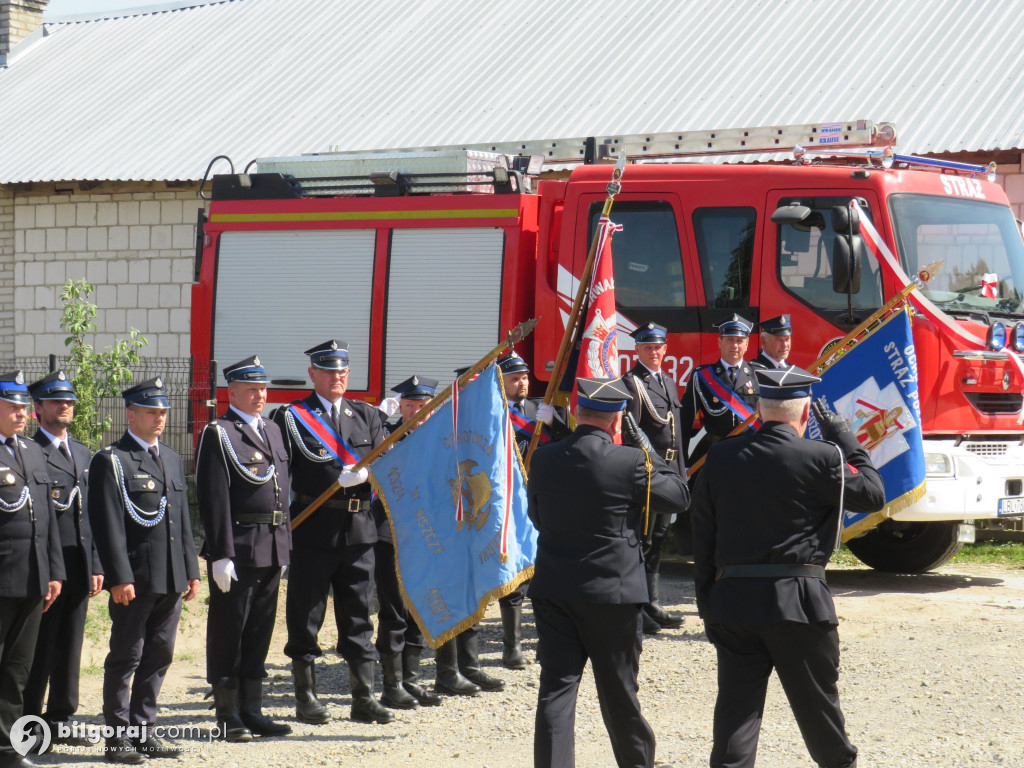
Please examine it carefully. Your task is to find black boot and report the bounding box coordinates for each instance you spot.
[380,653,418,710]
[402,647,442,706]
[641,609,662,635]
[434,640,481,696]
[645,571,684,628]
[348,661,394,724]
[291,659,330,724]
[456,631,504,691]
[499,603,527,670]
[239,678,292,736]
[210,684,253,743]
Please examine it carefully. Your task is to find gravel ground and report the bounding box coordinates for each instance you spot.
[40,558,1024,768]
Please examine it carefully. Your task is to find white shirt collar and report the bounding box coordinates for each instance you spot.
[228,405,260,429]
[37,426,67,449]
[128,430,158,452]
[719,358,741,371]
[761,351,786,368]
[639,362,662,379]
[317,393,345,414]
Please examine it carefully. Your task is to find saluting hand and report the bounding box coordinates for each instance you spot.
[812,397,851,442]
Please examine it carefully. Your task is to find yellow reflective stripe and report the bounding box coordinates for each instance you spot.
[210,208,519,223]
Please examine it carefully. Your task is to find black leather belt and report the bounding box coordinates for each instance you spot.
[294,493,372,513]
[234,510,286,526]
[716,564,826,580]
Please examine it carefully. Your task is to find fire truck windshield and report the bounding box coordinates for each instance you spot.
[890,194,1024,318]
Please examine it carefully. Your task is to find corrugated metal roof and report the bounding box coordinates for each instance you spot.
[2,0,1024,183]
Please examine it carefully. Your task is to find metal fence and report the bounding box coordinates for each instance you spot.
[1,356,210,473]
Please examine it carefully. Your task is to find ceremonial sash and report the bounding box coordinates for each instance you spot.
[508,409,551,445]
[289,402,361,465]
[696,368,762,430]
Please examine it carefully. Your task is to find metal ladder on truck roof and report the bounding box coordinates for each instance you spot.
[322,118,897,164]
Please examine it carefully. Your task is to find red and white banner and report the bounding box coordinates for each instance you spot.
[575,216,622,381]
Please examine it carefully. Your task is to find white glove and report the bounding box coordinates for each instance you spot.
[378,397,400,417]
[211,558,237,593]
[338,465,369,488]
[536,403,555,425]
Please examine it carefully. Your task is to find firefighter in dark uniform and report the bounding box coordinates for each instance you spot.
[23,371,101,748]
[0,371,63,768]
[528,377,689,768]
[691,366,885,768]
[273,340,391,725]
[621,322,686,636]
[752,314,793,370]
[679,313,760,470]
[196,356,292,741]
[372,375,443,710]
[496,350,570,669]
[88,377,200,764]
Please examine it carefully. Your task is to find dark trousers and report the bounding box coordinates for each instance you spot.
[285,543,376,664]
[373,541,423,656]
[103,591,182,728]
[532,597,654,768]
[706,621,857,768]
[641,513,672,574]
[207,564,281,686]
[24,548,89,721]
[0,595,43,755]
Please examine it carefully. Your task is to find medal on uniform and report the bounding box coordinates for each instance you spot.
[146,480,155,490]
[4,473,14,484]
[52,489,60,499]
[252,452,263,461]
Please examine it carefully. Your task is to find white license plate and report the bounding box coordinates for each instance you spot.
[997,497,1024,517]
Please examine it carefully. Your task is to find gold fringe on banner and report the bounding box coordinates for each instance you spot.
[841,481,927,542]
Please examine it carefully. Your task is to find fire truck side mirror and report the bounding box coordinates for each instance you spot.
[831,204,863,296]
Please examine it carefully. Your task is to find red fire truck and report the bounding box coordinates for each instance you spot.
[191,119,1024,572]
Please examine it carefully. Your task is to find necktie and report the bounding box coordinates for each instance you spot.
[728,367,738,386]
[331,403,342,433]
[254,418,266,444]
[59,440,76,475]
[148,444,165,480]
[5,437,24,476]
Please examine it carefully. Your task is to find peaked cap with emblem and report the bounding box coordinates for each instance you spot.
[576,377,633,412]
[497,350,530,375]
[223,355,269,383]
[122,376,171,408]
[0,370,30,405]
[28,369,78,401]
[759,314,793,337]
[629,322,667,345]
[391,375,438,401]
[715,313,754,338]
[755,364,820,399]
[304,339,350,371]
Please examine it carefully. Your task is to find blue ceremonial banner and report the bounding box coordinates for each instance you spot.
[807,307,926,539]
[369,363,537,647]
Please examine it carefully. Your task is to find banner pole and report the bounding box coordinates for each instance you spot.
[524,153,628,472]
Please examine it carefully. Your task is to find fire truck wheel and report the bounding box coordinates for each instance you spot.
[846,520,964,573]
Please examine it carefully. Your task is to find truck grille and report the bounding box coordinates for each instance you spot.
[964,443,1008,457]
[963,392,1022,415]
